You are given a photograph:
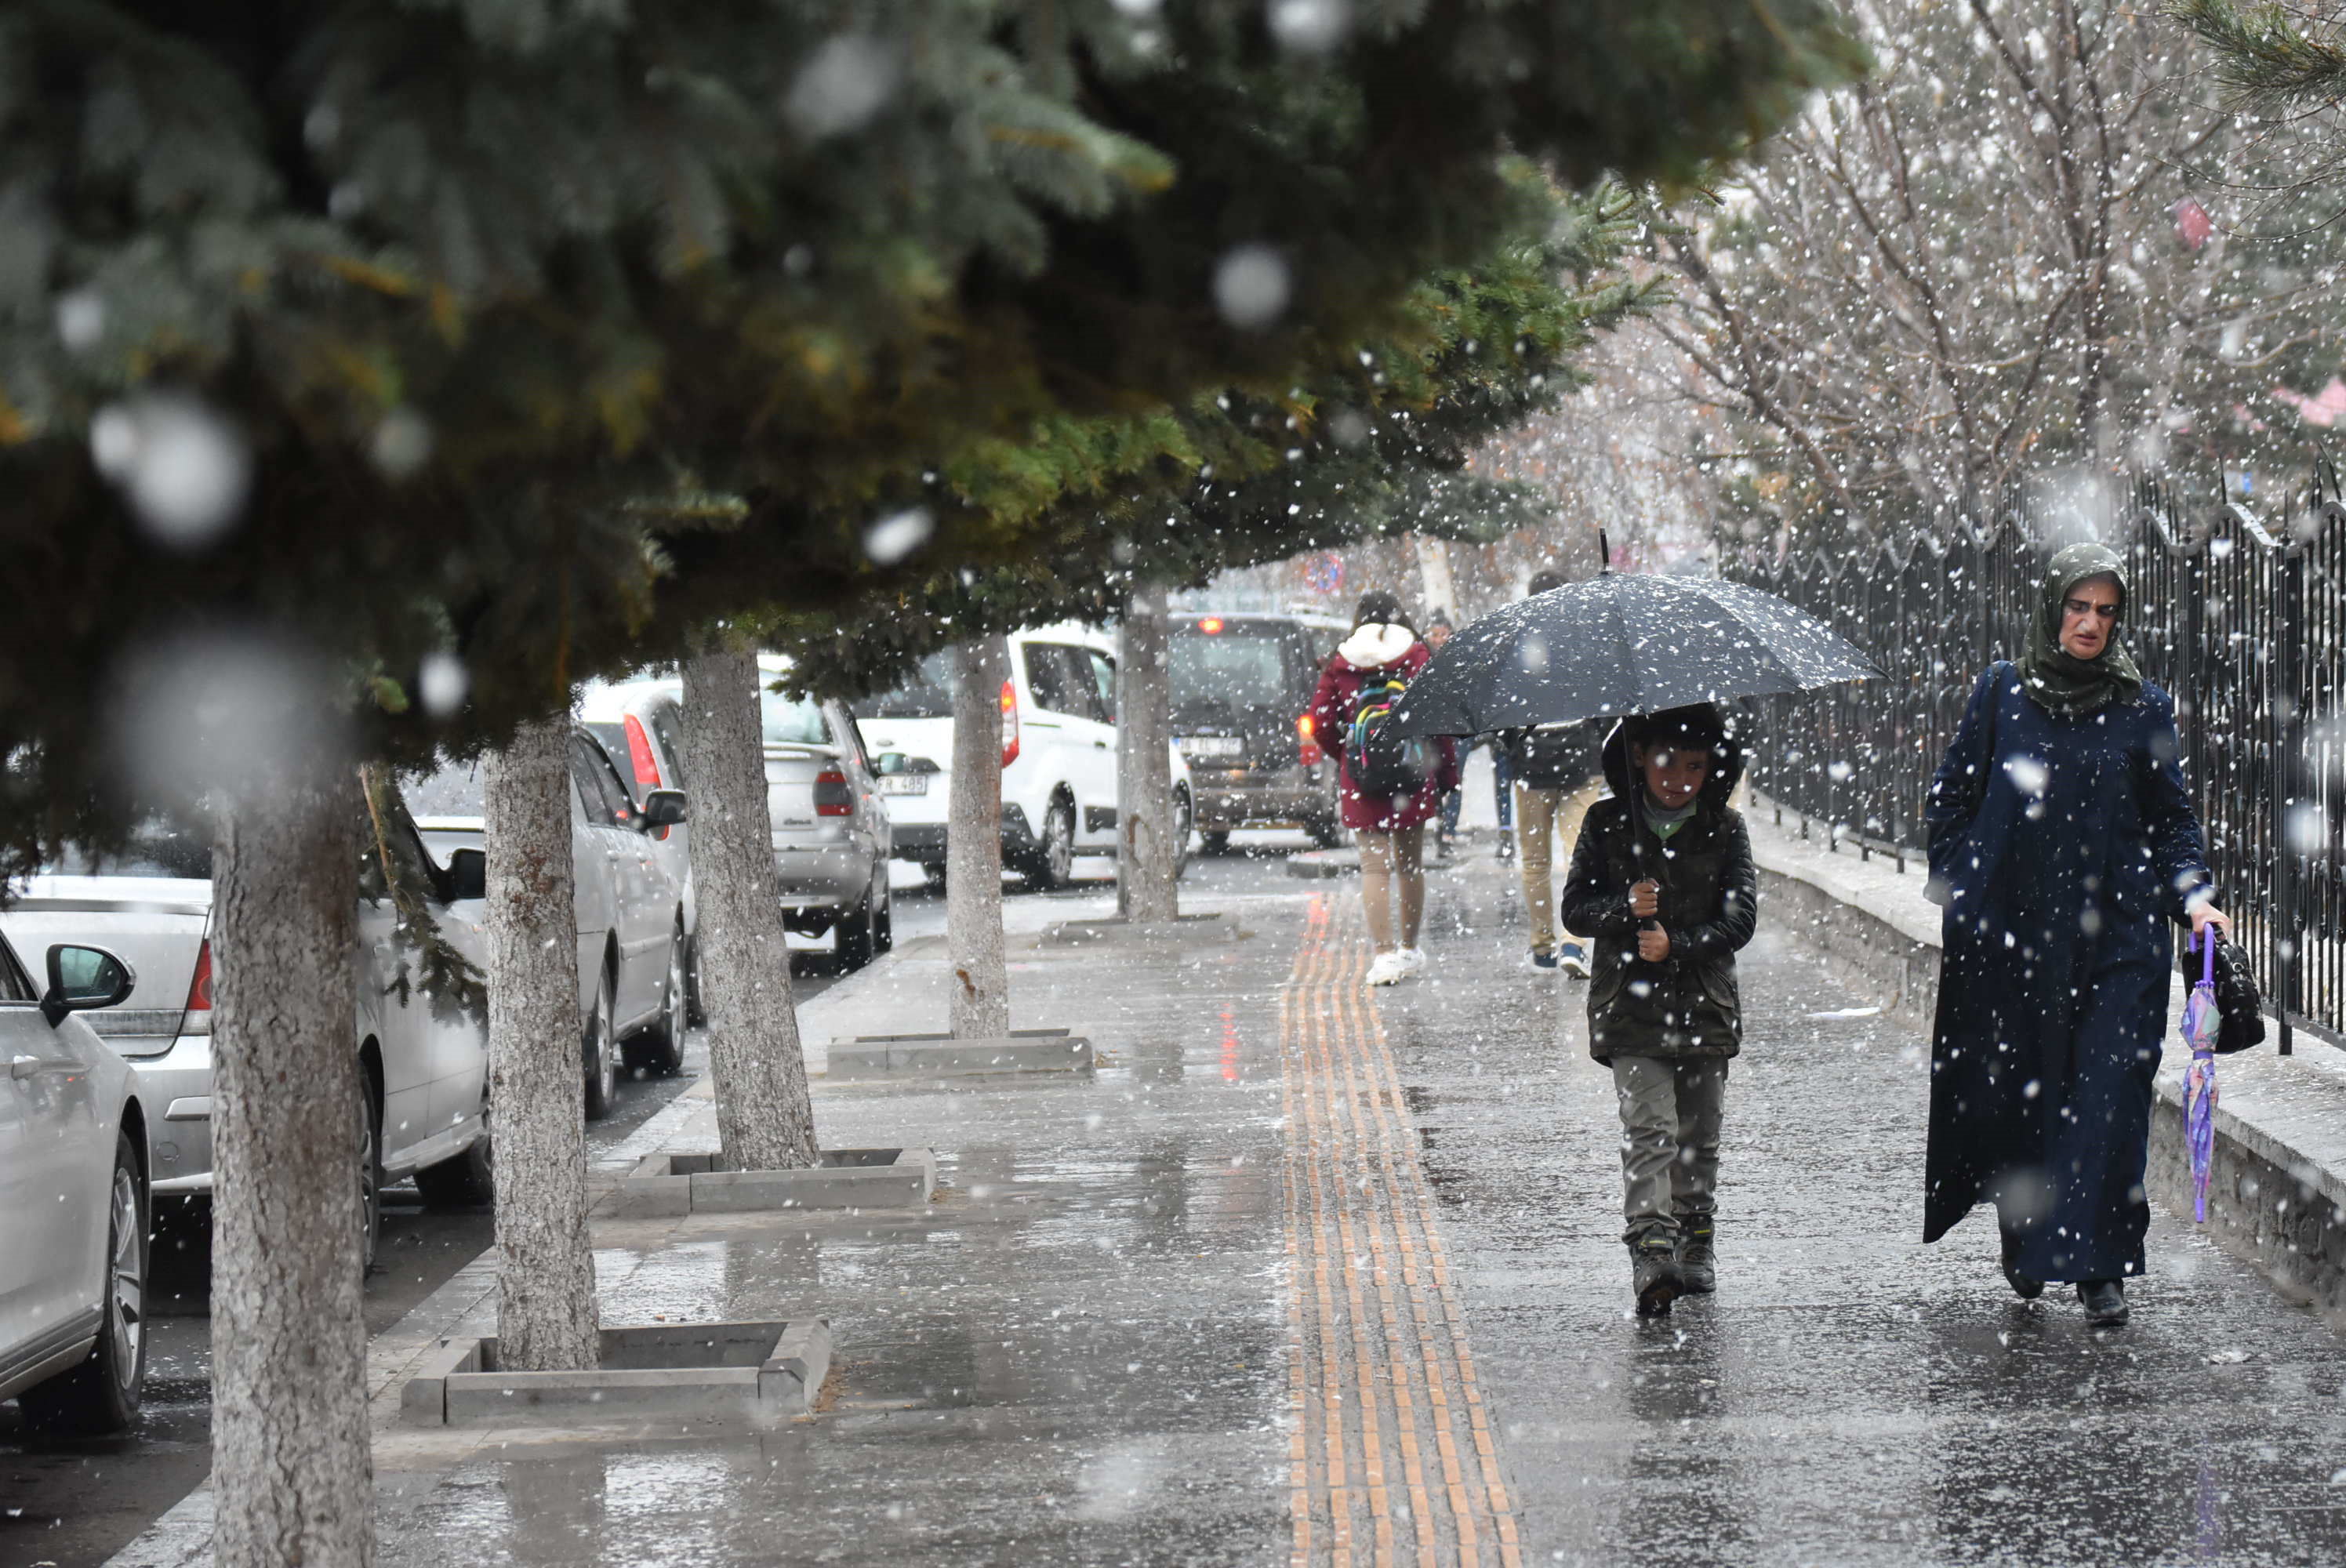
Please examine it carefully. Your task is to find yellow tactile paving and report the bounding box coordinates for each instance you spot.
[1281,893,1523,1567]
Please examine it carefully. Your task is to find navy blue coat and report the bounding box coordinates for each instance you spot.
[1923,662,2212,1281]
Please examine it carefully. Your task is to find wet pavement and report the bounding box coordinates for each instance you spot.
[86,831,2346,1566]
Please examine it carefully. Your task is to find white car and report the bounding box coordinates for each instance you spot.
[410,729,691,1112]
[849,622,1193,890]
[0,932,147,1433]
[579,677,699,1014]
[0,801,492,1270]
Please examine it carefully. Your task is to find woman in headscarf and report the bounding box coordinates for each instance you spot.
[1308,590,1458,985]
[1923,543,2230,1327]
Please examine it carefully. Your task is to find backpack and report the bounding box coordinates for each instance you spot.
[1511,723,1595,790]
[1348,676,1432,797]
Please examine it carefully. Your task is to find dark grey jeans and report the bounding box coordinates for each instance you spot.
[1611,1054,1729,1243]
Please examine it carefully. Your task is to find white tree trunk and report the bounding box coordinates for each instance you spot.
[948,636,1011,1039]
[680,646,819,1170]
[211,757,372,1568]
[1117,584,1181,923]
[481,716,600,1371]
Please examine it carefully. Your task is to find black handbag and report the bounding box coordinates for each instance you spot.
[2181,931,2267,1054]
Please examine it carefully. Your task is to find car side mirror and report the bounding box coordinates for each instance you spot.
[641,789,689,829]
[446,847,488,902]
[877,752,907,777]
[43,943,135,1028]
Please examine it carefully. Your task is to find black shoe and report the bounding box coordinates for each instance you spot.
[1999,1229,2043,1301]
[1631,1236,1683,1316]
[1679,1218,1716,1294]
[2077,1279,2128,1327]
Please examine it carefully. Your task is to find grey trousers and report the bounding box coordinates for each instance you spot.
[1611,1054,1729,1243]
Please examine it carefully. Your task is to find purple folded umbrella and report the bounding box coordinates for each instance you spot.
[2183,931,2221,1222]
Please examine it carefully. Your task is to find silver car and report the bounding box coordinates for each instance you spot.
[0,800,493,1268]
[0,931,149,1433]
[758,654,893,967]
[579,677,699,1019]
[410,728,691,1112]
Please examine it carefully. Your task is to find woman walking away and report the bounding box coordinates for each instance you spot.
[1309,591,1458,986]
[1924,543,2230,1327]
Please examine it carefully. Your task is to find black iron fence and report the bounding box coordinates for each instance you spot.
[1722,466,2346,1053]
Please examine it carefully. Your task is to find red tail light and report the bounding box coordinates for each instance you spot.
[182,939,214,1033]
[1000,679,1021,769]
[1297,713,1324,768]
[814,768,854,817]
[624,714,669,838]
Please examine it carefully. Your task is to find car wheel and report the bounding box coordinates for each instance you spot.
[582,965,619,1121]
[414,1102,495,1208]
[358,1088,383,1276]
[1309,815,1346,849]
[634,924,687,1076]
[1022,795,1076,891]
[874,871,895,954]
[921,861,947,891]
[683,930,706,1027]
[1173,788,1194,880]
[1200,829,1233,856]
[20,1129,148,1434]
[837,884,881,970]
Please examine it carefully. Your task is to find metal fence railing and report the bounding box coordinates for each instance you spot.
[1722,468,2346,1054]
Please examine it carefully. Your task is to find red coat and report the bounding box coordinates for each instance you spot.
[1308,639,1459,832]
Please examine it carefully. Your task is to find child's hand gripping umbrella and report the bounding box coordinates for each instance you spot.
[2183,931,2221,1221]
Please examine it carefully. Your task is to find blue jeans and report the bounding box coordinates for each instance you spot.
[1439,742,1513,836]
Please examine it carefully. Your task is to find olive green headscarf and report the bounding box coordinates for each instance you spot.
[2021,541,2144,717]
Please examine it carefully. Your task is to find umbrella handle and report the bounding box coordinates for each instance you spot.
[2189,925,2217,985]
[1598,529,1611,575]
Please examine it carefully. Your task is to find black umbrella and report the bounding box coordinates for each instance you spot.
[1389,569,1880,737]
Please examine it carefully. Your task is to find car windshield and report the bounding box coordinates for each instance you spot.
[761,688,832,746]
[1171,624,1292,717]
[47,816,213,880]
[847,652,956,720]
[405,757,487,819]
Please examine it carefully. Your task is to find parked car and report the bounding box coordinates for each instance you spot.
[409,730,691,1111]
[850,623,1194,890]
[578,677,699,1016]
[0,930,147,1433]
[1168,611,1346,851]
[0,800,493,1271]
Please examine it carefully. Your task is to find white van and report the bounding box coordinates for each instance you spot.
[849,623,1193,888]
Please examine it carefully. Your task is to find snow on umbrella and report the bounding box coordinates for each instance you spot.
[2182,931,2221,1223]
[1389,568,1881,737]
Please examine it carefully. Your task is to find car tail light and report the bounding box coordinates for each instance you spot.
[814,768,854,817]
[183,940,214,1035]
[1297,713,1324,768]
[624,715,670,838]
[1198,616,1224,634]
[1000,679,1020,769]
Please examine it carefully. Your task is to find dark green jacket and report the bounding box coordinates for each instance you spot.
[1558,721,1758,1065]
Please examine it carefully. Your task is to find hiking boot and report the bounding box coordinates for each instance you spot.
[1679,1218,1716,1294]
[2077,1278,2128,1327]
[1556,941,1592,979]
[1630,1235,1683,1316]
[1999,1228,2044,1301]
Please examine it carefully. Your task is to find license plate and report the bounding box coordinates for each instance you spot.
[1178,735,1244,757]
[878,774,930,796]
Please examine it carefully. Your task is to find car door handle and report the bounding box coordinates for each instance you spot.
[10,1054,41,1080]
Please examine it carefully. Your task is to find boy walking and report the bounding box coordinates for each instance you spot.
[1560,704,1757,1316]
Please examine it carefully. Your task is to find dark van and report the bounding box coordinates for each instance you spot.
[1168,612,1347,850]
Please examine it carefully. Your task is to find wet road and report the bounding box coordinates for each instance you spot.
[0,894,930,1568]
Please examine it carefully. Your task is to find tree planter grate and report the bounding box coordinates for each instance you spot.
[400,1319,830,1427]
[826,1029,1093,1080]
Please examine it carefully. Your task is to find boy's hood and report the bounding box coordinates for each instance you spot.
[1600,704,1746,811]
[1337,622,1417,670]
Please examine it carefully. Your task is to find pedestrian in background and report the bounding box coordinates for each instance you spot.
[1499,570,1600,974]
[1423,611,1468,861]
[1309,591,1458,986]
[1923,543,2229,1327]
[1560,704,1756,1316]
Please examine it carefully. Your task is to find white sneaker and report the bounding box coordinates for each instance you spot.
[1396,947,1428,978]
[1364,952,1406,986]
[1557,942,1592,979]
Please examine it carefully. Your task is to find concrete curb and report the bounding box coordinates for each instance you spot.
[827,1028,1095,1080]
[608,1145,937,1217]
[1285,848,1358,879]
[399,1319,832,1427]
[1745,793,2346,1316]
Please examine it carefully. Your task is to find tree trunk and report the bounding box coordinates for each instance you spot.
[680,645,819,1171]
[949,636,1011,1038]
[1117,585,1181,923]
[211,755,372,1568]
[481,715,600,1371]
